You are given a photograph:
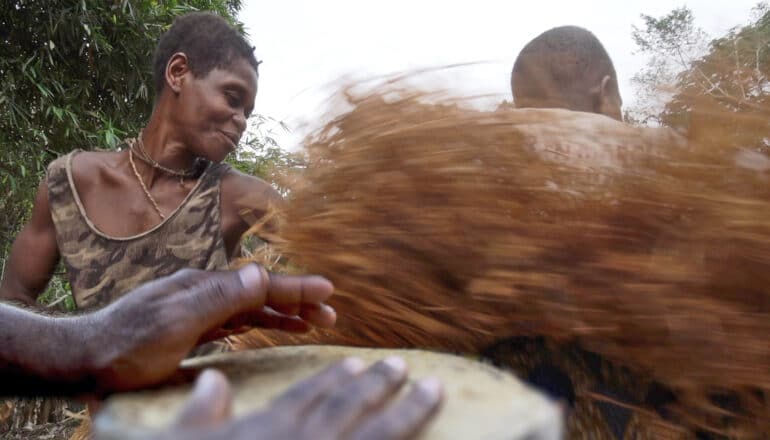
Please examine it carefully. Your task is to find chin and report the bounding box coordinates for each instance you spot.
[205,150,230,163]
[195,139,232,163]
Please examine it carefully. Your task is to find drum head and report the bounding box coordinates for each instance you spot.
[94,345,562,439]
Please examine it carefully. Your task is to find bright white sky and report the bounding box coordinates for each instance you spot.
[239,1,760,149]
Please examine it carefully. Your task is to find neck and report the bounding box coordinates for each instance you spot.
[514,90,595,114]
[139,116,197,173]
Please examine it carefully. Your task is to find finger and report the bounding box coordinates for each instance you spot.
[173,369,233,428]
[198,309,311,343]
[271,301,336,324]
[269,302,302,316]
[300,357,409,439]
[265,273,334,310]
[298,303,337,328]
[348,378,444,440]
[243,307,312,332]
[183,265,332,343]
[269,358,366,416]
[223,307,312,332]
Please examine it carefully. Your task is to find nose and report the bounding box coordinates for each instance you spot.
[233,112,247,134]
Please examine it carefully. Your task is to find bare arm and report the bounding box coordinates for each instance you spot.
[220,169,284,257]
[0,303,97,395]
[0,264,336,396]
[0,178,60,305]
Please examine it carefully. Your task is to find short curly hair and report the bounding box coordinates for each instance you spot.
[152,12,260,95]
[511,26,619,110]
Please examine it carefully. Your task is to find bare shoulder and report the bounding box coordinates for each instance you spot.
[511,108,686,146]
[220,167,284,215]
[219,168,284,246]
[68,150,125,187]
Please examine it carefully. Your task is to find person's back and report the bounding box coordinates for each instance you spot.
[505,107,685,171]
[508,26,686,170]
[499,26,692,440]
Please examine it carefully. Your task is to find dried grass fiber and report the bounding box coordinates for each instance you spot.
[241,82,770,436]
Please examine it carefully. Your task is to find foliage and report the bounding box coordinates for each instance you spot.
[630,4,770,153]
[35,266,76,311]
[629,6,709,124]
[664,3,770,151]
[227,115,306,197]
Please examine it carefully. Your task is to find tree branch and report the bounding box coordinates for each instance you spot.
[734,39,748,100]
[711,91,770,115]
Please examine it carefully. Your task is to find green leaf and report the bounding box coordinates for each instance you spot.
[34,82,52,98]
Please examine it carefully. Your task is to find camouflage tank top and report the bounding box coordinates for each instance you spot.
[46,151,230,309]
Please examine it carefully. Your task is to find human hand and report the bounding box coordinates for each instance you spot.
[94,358,444,440]
[84,265,335,391]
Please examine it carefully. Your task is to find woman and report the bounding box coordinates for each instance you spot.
[0,13,315,326]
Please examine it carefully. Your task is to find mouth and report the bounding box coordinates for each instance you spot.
[218,130,239,149]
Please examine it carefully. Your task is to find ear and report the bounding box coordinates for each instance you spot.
[164,53,190,94]
[588,75,611,105]
[599,75,613,101]
[594,75,623,121]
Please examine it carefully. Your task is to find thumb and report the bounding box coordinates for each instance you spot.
[173,369,233,428]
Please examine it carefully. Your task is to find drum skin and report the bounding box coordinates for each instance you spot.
[94,345,563,440]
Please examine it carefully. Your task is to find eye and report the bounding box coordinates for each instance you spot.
[225,91,241,108]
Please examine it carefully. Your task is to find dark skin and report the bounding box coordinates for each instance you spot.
[512,73,623,121]
[0,53,277,305]
[0,264,335,395]
[0,267,443,439]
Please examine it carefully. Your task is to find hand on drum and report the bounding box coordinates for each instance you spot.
[86,264,337,391]
[132,358,443,440]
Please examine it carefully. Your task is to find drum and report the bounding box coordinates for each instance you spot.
[93,345,563,439]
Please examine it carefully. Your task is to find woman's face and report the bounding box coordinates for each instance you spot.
[172,56,258,163]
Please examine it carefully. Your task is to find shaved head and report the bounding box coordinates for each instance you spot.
[512,26,622,119]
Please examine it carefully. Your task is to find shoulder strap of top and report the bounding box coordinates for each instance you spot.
[45,151,73,182]
[158,160,231,226]
[202,161,231,185]
[46,150,81,209]
[180,161,231,203]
